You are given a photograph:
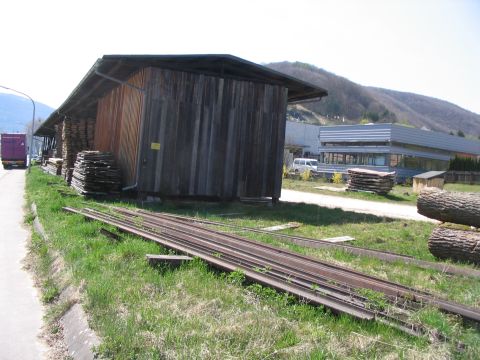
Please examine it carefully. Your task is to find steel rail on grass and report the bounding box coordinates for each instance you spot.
[63,206,480,335]
[65,206,427,337]
[105,207,480,322]
[146,211,480,278]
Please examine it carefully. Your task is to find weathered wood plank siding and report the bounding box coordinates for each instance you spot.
[94,70,146,185]
[138,68,287,199]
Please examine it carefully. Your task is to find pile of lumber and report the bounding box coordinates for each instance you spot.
[61,119,95,175]
[346,168,395,195]
[71,151,121,195]
[418,188,480,264]
[44,158,63,176]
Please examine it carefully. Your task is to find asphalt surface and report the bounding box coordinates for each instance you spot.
[0,167,46,359]
[280,188,437,222]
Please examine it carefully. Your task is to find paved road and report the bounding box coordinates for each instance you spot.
[0,167,46,359]
[280,189,437,222]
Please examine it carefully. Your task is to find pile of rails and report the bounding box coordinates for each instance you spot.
[70,151,121,195]
[347,168,395,195]
[64,206,480,337]
[418,188,480,264]
[44,158,63,176]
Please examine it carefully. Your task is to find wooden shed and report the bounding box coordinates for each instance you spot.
[35,55,327,201]
[413,171,446,193]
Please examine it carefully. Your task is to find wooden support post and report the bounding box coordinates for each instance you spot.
[100,228,122,241]
[146,254,193,267]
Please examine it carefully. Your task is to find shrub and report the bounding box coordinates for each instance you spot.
[332,172,343,184]
[300,169,311,181]
[282,164,288,178]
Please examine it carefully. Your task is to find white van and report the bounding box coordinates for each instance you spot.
[292,158,318,173]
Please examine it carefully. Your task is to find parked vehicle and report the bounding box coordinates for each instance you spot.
[291,158,318,173]
[1,133,27,168]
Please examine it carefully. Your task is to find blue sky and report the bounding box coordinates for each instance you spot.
[1,0,479,115]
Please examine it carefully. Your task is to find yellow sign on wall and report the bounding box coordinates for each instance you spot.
[151,142,161,150]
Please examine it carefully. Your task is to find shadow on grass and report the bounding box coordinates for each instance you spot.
[139,200,394,227]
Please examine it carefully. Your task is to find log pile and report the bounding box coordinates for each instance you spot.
[44,158,63,176]
[71,151,121,195]
[346,168,395,195]
[418,188,480,265]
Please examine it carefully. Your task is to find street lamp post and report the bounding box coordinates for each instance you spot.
[0,85,36,172]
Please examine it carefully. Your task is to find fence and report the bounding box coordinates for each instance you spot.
[445,171,480,184]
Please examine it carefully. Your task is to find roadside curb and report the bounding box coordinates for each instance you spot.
[30,202,101,360]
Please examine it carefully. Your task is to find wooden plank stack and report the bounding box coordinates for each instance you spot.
[44,158,63,176]
[61,119,95,176]
[347,168,395,195]
[71,151,121,195]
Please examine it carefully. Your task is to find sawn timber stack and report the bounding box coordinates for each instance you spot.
[347,168,395,195]
[63,206,480,337]
[70,151,121,195]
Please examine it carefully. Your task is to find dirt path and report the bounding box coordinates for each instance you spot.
[0,168,46,359]
[280,188,437,222]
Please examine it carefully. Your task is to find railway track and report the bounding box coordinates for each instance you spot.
[63,206,480,338]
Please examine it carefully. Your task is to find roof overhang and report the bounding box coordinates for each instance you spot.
[35,54,328,136]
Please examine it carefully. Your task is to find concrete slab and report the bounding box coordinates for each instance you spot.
[0,168,47,359]
[61,304,100,359]
[280,188,437,222]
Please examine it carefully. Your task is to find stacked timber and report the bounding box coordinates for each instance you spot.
[61,119,95,176]
[45,158,63,176]
[71,151,121,195]
[418,188,480,264]
[347,168,395,195]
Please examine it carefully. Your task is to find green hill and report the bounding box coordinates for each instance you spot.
[268,62,480,137]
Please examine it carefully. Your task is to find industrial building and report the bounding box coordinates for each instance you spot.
[35,55,327,200]
[285,122,480,180]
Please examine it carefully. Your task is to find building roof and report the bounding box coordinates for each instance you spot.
[413,171,446,179]
[35,54,328,136]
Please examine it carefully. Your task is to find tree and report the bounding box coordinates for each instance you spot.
[457,129,465,137]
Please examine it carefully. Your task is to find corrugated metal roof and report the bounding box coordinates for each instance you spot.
[35,55,328,136]
[413,171,446,179]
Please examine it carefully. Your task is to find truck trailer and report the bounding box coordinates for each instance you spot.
[1,133,27,168]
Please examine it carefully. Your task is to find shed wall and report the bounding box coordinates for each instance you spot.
[139,68,288,199]
[94,70,146,185]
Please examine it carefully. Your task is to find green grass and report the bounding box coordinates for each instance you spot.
[26,167,480,359]
[444,183,480,193]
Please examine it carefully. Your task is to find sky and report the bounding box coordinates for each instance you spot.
[1,0,479,115]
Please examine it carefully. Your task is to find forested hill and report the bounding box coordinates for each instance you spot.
[0,93,54,133]
[267,62,480,137]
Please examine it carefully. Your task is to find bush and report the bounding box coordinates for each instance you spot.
[301,169,311,181]
[282,164,288,179]
[449,156,480,171]
[332,172,343,184]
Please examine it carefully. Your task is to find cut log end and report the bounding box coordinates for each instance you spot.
[428,226,480,265]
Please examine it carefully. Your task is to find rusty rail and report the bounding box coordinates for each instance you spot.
[63,206,480,338]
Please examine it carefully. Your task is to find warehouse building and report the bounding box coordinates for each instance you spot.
[35,55,327,201]
[285,122,480,181]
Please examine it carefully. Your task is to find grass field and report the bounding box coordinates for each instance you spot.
[26,167,480,359]
[282,178,480,205]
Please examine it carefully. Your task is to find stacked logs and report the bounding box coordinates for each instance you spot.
[347,168,395,195]
[418,188,480,264]
[71,151,121,195]
[44,158,63,176]
[61,119,95,178]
